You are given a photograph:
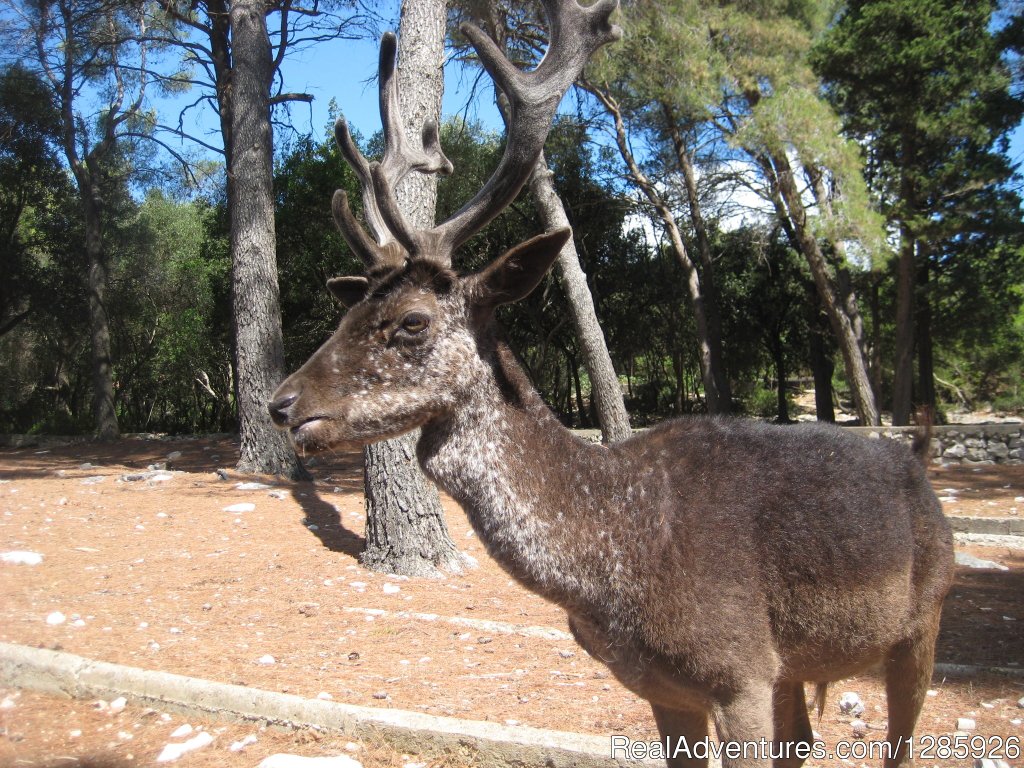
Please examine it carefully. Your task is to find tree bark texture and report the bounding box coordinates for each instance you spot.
[360,0,465,577]
[528,155,633,443]
[82,178,118,439]
[228,0,305,477]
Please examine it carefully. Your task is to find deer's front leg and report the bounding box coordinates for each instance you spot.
[652,704,710,768]
[712,681,776,768]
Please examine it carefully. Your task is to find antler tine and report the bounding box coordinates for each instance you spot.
[332,32,455,269]
[377,32,454,184]
[431,0,622,257]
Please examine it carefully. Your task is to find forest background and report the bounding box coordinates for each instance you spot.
[1,0,1023,446]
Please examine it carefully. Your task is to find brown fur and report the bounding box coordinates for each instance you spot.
[270,251,954,768]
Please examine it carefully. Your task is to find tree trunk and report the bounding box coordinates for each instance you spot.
[664,105,731,412]
[772,336,790,423]
[807,292,836,423]
[82,182,119,439]
[892,221,916,426]
[228,0,305,477]
[528,156,632,443]
[588,84,727,416]
[360,0,465,577]
[767,149,881,426]
[916,248,936,415]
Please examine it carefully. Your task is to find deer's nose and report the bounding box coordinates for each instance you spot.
[268,392,299,426]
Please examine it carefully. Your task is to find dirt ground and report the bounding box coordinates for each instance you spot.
[1,435,1023,767]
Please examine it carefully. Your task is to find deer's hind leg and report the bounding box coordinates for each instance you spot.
[651,704,710,768]
[771,680,814,768]
[883,628,938,768]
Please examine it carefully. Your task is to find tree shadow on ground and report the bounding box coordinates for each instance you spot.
[290,484,366,558]
[937,555,1024,668]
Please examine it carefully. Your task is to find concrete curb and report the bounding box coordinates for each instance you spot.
[0,642,649,767]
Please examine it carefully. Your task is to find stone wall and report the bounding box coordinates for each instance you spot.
[578,423,1023,465]
[847,424,1023,465]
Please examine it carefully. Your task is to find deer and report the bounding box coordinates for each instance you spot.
[268,2,955,766]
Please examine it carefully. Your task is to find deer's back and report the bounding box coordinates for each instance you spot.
[599,417,953,679]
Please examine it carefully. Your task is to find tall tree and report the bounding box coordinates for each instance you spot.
[813,0,1024,424]
[4,0,157,438]
[226,0,299,475]
[583,0,733,414]
[359,0,467,577]
[450,0,633,440]
[154,0,369,475]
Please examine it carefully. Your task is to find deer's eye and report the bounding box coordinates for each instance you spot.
[400,312,430,335]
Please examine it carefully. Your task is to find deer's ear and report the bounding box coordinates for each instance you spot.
[327,276,369,307]
[471,228,571,309]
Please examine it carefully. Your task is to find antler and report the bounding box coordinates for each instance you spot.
[332,31,454,272]
[331,0,621,272]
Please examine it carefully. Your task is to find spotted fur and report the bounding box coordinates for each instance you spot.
[270,231,953,768]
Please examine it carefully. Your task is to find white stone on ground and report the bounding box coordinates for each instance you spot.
[956,716,977,731]
[156,731,214,762]
[1,551,43,565]
[956,552,1009,571]
[838,691,864,716]
[224,503,255,513]
[229,734,258,752]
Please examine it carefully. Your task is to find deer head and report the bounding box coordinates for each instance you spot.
[269,0,620,452]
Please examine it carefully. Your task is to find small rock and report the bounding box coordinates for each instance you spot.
[215,469,230,480]
[317,692,333,701]
[169,724,193,738]
[79,463,94,470]
[478,636,493,645]
[347,652,360,661]
[109,696,127,713]
[236,481,272,491]
[166,451,182,462]
[839,691,865,717]
[229,734,258,752]
[223,503,255,513]
[269,490,287,500]
[257,654,276,665]
[156,731,214,762]
[382,583,401,594]
[80,475,106,485]
[1,551,43,566]
[372,691,388,700]
[956,552,1009,571]
[558,649,575,659]
[957,717,977,731]
[46,611,66,626]
[297,603,320,617]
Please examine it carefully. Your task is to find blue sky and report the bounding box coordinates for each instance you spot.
[159,17,1024,181]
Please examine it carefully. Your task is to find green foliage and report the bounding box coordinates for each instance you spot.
[813,0,1024,412]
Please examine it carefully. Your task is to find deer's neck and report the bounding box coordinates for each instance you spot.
[418,342,610,609]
